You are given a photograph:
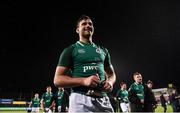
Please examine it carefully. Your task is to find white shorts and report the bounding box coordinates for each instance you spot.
[58,106,62,112]
[44,108,52,113]
[120,102,130,113]
[68,92,114,113]
[31,107,39,112]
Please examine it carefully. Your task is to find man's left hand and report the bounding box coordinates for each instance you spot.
[102,81,113,92]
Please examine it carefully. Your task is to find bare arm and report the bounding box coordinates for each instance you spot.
[54,66,100,88]
[40,99,44,110]
[28,101,32,107]
[103,65,116,92]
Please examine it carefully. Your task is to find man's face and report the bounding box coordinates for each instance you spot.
[58,87,63,91]
[46,87,51,93]
[134,74,142,83]
[172,90,176,94]
[35,93,39,98]
[121,84,127,90]
[76,19,94,38]
[147,83,153,89]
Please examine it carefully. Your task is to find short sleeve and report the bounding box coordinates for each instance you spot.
[104,48,112,68]
[57,45,74,68]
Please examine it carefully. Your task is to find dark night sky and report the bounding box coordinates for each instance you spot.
[0,0,180,96]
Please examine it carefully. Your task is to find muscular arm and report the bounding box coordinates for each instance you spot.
[103,65,116,92]
[54,66,100,88]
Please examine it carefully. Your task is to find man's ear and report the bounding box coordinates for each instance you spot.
[76,28,79,33]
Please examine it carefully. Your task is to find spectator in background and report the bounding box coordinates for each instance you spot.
[160,93,167,113]
[143,80,157,112]
[169,89,180,112]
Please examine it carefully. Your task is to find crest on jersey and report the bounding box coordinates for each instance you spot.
[96,48,101,54]
[78,49,86,53]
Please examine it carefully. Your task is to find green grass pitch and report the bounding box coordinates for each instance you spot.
[0,105,173,113]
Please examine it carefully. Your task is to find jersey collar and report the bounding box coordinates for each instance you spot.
[77,41,95,47]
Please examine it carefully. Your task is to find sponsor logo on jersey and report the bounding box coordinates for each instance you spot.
[78,49,86,53]
[83,65,98,72]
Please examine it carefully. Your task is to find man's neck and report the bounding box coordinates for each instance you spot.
[135,82,142,85]
[79,36,92,44]
[47,92,51,94]
[59,89,64,92]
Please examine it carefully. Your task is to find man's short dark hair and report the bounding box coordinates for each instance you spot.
[147,80,153,84]
[46,85,51,88]
[133,72,141,77]
[76,15,91,27]
[120,82,126,87]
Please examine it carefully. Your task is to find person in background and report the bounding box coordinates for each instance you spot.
[143,80,157,112]
[28,93,40,113]
[116,82,130,113]
[41,86,55,113]
[169,89,180,112]
[128,72,144,112]
[54,87,69,113]
[160,93,167,113]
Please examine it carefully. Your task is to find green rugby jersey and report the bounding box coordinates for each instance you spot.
[56,90,64,106]
[129,82,144,100]
[58,41,112,82]
[116,89,129,103]
[41,92,53,108]
[31,98,40,107]
[58,41,112,93]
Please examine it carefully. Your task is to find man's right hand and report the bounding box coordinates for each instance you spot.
[41,107,44,111]
[82,75,100,88]
[140,99,144,104]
